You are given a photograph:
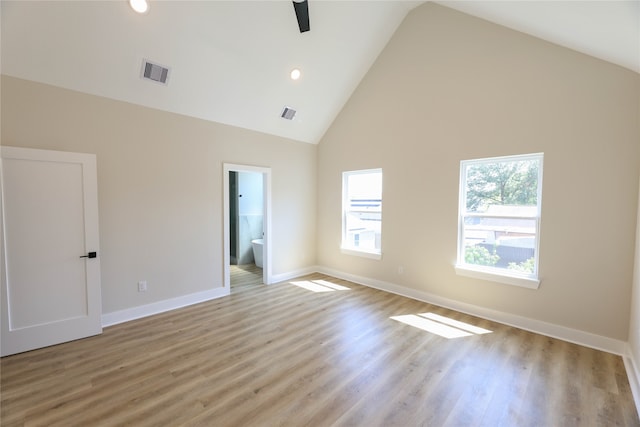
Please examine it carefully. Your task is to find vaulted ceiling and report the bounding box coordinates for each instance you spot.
[2,1,638,144]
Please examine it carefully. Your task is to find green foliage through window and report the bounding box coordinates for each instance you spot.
[507,257,535,273]
[464,245,499,267]
[458,153,543,283]
[466,160,539,212]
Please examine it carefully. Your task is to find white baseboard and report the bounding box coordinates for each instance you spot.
[623,348,640,417]
[101,265,627,356]
[269,266,319,285]
[100,265,320,328]
[101,287,229,327]
[316,266,628,356]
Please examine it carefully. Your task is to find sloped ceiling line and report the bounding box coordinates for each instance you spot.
[1,1,637,145]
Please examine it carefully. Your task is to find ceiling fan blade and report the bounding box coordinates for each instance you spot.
[292,0,310,33]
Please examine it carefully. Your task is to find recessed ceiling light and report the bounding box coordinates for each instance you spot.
[129,0,149,14]
[290,68,301,80]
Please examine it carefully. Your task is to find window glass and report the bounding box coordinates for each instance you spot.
[342,169,382,257]
[457,154,543,284]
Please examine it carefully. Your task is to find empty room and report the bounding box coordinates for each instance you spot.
[1,1,640,425]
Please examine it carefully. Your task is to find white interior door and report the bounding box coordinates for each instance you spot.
[1,147,102,357]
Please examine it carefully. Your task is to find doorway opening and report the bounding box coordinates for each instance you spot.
[223,164,271,292]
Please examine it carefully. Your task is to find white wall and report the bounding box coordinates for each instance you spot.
[238,172,263,216]
[1,75,317,315]
[317,3,640,342]
[237,171,264,264]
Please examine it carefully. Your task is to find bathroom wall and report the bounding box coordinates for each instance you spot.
[237,171,264,265]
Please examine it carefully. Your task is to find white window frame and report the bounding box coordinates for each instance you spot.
[455,153,543,289]
[341,168,383,260]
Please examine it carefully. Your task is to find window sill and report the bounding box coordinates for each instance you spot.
[455,265,540,289]
[341,247,382,260]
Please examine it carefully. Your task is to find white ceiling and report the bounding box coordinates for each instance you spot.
[2,1,638,145]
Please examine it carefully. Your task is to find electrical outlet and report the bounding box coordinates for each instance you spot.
[138,281,147,292]
[398,266,404,275]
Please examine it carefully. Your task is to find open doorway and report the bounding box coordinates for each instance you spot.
[223,163,271,292]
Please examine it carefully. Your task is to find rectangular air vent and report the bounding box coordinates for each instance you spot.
[141,60,170,85]
[281,106,296,120]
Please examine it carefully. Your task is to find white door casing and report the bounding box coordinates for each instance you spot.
[1,147,102,357]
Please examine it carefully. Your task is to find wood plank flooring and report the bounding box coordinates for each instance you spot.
[230,263,263,292]
[2,269,638,426]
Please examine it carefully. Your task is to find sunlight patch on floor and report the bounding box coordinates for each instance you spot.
[290,280,351,293]
[390,312,492,339]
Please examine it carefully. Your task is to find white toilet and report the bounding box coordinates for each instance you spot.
[251,239,263,268]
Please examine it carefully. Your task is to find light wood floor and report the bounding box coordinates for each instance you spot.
[230,263,263,292]
[2,269,638,426]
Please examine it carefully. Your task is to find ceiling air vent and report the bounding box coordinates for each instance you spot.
[281,106,296,120]
[141,59,170,85]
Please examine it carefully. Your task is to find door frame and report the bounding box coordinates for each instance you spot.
[222,163,272,288]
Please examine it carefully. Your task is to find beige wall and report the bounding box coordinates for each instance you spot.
[317,3,640,340]
[2,3,639,344]
[1,76,317,314]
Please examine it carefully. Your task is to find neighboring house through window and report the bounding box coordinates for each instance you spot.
[456,153,544,288]
[342,169,382,259]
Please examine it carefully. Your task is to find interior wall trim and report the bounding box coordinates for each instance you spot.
[101,287,229,327]
[316,266,628,356]
[101,265,628,355]
[270,266,318,285]
[623,350,640,416]
[100,266,315,329]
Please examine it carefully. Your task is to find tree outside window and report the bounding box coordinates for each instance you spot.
[457,153,543,284]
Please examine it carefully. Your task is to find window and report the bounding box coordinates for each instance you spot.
[456,153,543,288]
[342,169,382,259]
